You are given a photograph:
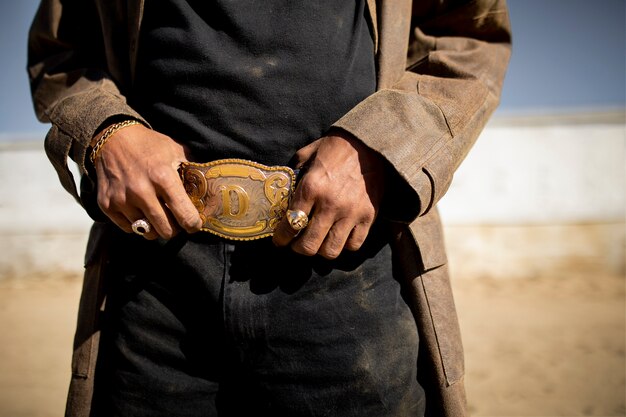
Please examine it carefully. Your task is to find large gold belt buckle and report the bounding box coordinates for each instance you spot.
[179,159,296,241]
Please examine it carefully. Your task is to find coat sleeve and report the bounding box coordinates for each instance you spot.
[28,0,146,202]
[333,0,512,222]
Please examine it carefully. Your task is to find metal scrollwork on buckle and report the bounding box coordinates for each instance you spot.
[179,159,296,241]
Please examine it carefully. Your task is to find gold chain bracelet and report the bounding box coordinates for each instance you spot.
[89,119,142,165]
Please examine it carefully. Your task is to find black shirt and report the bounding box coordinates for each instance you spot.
[132,0,376,166]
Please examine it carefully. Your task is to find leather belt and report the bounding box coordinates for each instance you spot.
[179,159,296,241]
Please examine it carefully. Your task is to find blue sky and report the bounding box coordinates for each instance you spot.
[502,0,625,113]
[1,0,624,137]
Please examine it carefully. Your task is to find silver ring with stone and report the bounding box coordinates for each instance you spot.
[286,209,309,232]
[131,218,151,236]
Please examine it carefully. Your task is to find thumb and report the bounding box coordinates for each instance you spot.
[170,142,193,169]
[291,139,321,169]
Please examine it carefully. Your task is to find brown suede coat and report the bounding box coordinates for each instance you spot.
[28,1,511,416]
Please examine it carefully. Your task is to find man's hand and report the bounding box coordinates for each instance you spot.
[272,131,385,259]
[93,123,202,240]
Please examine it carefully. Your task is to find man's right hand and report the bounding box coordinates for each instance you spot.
[92,123,202,240]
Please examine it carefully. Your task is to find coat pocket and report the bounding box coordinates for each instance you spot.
[408,208,448,271]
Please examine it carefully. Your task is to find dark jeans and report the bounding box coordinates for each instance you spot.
[93,221,425,417]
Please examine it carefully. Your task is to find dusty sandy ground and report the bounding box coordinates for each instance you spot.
[454,271,625,416]
[0,268,624,417]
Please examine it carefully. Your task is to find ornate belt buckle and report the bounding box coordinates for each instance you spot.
[179,159,296,240]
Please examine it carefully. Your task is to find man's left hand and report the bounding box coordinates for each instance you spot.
[272,131,385,259]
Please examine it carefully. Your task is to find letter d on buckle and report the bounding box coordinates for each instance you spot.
[180,159,296,240]
[220,185,249,220]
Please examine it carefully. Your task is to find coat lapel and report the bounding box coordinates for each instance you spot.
[128,0,145,84]
[375,0,412,89]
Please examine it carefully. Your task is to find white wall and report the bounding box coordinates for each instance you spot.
[0,112,624,280]
[438,112,625,225]
[0,142,91,279]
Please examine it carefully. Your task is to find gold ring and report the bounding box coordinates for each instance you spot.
[286,209,309,232]
[131,218,151,236]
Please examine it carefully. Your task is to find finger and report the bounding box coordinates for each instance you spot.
[117,173,182,240]
[272,215,301,246]
[102,191,172,240]
[344,222,371,252]
[290,210,334,256]
[157,170,202,233]
[98,195,158,240]
[317,219,355,259]
[106,211,134,234]
[139,199,181,240]
[272,205,313,247]
[291,139,320,169]
[272,181,316,247]
[120,185,177,240]
[123,207,160,240]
